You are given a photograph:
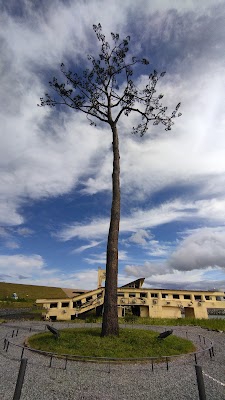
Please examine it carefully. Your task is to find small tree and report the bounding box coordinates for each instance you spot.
[39,23,181,337]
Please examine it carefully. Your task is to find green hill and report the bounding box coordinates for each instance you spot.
[0,282,67,301]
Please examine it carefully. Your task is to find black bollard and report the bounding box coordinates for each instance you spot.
[195,365,206,400]
[13,358,28,400]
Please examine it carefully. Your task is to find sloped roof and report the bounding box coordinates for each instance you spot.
[120,278,145,289]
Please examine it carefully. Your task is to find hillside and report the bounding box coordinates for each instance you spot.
[0,282,68,300]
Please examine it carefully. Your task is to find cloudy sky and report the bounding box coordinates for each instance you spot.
[1,0,225,291]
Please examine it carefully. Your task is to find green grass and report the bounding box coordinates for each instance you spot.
[122,317,225,331]
[0,300,35,309]
[0,282,67,303]
[28,328,195,359]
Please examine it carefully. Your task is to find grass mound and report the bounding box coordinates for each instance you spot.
[0,282,66,302]
[28,328,195,359]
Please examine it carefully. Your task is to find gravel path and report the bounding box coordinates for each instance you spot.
[1,321,225,399]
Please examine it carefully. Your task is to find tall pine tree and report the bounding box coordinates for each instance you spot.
[39,23,181,336]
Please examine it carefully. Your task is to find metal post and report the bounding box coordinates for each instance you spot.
[195,365,206,400]
[166,357,169,370]
[13,358,28,400]
[20,347,24,360]
[64,356,68,370]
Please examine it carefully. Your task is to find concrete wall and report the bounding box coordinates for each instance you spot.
[36,286,225,321]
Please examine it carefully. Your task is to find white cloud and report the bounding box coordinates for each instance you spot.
[5,241,20,250]
[57,198,225,241]
[1,1,225,228]
[128,229,152,246]
[125,262,225,290]
[0,254,45,280]
[85,250,129,265]
[17,228,34,237]
[124,227,225,289]
[72,241,102,253]
[169,228,225,270]
[0,227,9,238]
[1,0,225,293]
[0,0,224,235]
[143,268,218,290]
[125,262,171,278]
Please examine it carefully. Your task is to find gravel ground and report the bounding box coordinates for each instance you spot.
[1,321,225,399]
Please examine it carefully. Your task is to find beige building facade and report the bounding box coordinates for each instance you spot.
[36,268,225,321]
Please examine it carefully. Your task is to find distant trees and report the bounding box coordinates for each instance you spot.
[39,23,181,337]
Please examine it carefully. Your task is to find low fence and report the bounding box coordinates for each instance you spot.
[1,323,215,369]
[0,323,222,400]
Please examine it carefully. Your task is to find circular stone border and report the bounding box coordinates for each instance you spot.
[7,323,215,365]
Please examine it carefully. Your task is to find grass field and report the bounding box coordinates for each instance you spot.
[122,316,225,331]
[28,327,195,359]
[0,282,67,302]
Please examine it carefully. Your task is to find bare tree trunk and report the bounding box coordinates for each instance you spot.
[101,123,120,337]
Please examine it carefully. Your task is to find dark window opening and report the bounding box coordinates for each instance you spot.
[117,293,124,297]
[194,295,202,301]
[129,293,136,298]
[61,302,69,307]
[173,294,180,299]
[50,303,58,308]
[151,293,158,298]
[216,296,222,301]
[184,295,191,300]
[140,293,147,298]
[205,295,211,300]
[162,293,168,298]
[86,296,93,302]
[50,316,57,321]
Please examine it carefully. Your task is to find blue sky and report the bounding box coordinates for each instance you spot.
[1,0,225,291]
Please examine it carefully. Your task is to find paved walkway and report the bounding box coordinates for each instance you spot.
[1,321,225,399]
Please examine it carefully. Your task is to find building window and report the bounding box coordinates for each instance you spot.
[50,303,58,308]
[162,293,168,299]
[205,295,212,300]
[86,296,92,302]
[61,302,69,308]
[73,300,82,308]
[216,296,222,301]
[129,293,136,298]
[173,294,180,299]
[151,293,158,298]
[117,293,124,297]
[140,293,147,298]
[194,295,202,301]
[184,295,191,300]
